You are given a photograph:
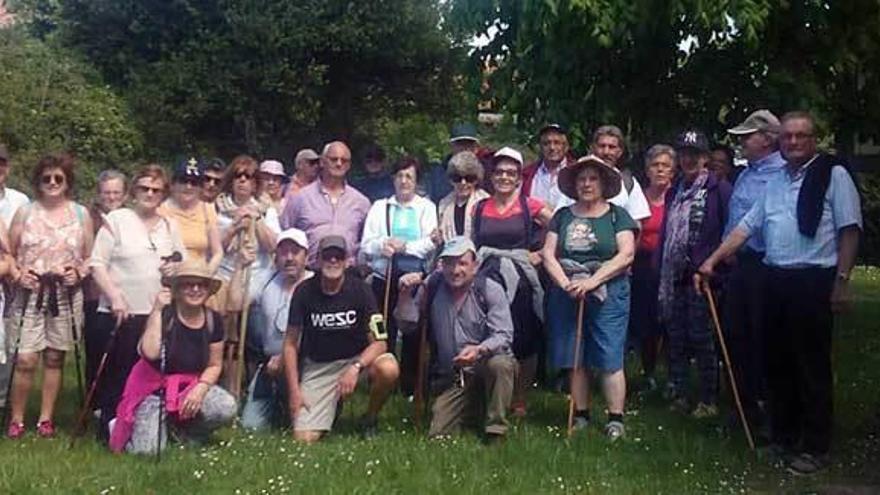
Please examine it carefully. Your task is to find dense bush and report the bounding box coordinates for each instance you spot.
[858,172,880,265]
[0,27,143,199]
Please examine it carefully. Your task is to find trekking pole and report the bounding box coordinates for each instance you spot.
[64,280,85,409]
[234,221,257,400]
[566,298,586,438]
[2,289,31,430]
[70,315,124,446]
[413,299,429,431]
[156,306,170,462]
[703,284,755,450]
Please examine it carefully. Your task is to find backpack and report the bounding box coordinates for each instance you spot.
[385,201,426,274]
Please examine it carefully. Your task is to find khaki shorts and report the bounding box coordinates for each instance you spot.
[294,353,397,432]
[4,287,83,354]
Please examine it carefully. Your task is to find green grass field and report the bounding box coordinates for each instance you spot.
[1,268,879,494]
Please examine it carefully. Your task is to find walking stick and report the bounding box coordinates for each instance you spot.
[156,305,173,462]
[70,315,124,445]
[233,220,257,399]
[382,260,393,334]
[413,297,429,430]
[703,284,755,450]
[64,284,85,409]
[2,289,31,430]
[566,298,586,438]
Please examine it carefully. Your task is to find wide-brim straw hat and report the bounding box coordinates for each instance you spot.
[558,154,622,200]
[161,259,222,295]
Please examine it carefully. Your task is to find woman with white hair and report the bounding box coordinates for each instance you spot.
[434,151,490,243]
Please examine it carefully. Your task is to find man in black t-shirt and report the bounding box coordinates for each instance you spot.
[282,235,400,443]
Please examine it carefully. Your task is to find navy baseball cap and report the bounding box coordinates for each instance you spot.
[173,157,204,181]
[674,129,710,153]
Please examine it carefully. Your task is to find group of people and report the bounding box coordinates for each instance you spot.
[0,108,861,476]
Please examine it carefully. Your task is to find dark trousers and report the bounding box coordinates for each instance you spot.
[667,284,718,404]
[83,299,102,397]
[94,313,149,436]
[764,266,835,454]
[371,276,419,396]
[722,249,768,425]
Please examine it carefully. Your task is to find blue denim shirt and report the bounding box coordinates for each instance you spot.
[724,151,785,252]
[740,158,862,268]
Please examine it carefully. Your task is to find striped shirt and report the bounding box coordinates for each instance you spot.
[739,157,861,268]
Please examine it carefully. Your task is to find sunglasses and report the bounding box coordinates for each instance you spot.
[178,177,202,187]
[41,174,66,185]
[179,280,208,291]
[235,171,255,181]
[450,174,478,184]
[320,250,345,262]
[203,176,221,185]
[136,184,163,195]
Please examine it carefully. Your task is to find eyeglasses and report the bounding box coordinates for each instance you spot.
[235,171,255,181]
[450,174,478,184]
[41,174,66,185]
[136,184,163,195]
[492,168,519,178]
[260,174,283,183]
[203,176,221,185]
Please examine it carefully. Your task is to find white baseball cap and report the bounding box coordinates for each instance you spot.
[259,160,286,177]
[276,228,308,249]
[492,146,524,167]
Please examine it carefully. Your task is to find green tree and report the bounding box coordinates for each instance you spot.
[0,26,143,197]
[14,0,467,159]
[446,0,880,156]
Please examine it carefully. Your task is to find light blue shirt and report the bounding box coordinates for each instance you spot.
[739,157,862,268]
[724,151,786,252]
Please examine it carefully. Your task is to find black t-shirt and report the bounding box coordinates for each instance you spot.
[454,203,466,236]
[150,309,224,374]
[288,275,380,362]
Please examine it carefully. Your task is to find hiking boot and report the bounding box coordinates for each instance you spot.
[691,402,719,419]
[603,420,625,442]
[786,452,829,476]
[360,415,379,439]
[571,415,589,432]
[6,421,25,439]
[36,420,56,438]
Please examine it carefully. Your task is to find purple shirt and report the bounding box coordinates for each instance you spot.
[280,180,371,267]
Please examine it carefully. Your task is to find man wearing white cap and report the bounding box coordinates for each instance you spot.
[258,159,288,212]
[281,148,321,208]
[721,109,785,436]
[230,228,314,430]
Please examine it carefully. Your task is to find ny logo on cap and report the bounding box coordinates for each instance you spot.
[186,157,199,174]
[685,131,698,144]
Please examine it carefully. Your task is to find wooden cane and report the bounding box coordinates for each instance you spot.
[413,302,429,430]
[233,220,257,399]
[704,284,756,450]
[566,298,586,438]
[382,260,393,331]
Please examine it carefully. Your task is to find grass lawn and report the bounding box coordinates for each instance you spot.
[1,268,879,494]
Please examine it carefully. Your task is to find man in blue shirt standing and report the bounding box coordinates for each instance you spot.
[697,111,861,475]
[722,109,786,438]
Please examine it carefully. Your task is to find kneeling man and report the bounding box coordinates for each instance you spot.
[402,237,515,441]
[283,235,399,442]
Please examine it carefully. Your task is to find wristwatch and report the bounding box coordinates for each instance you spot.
[352,361,365,372]
[836,271,850,282]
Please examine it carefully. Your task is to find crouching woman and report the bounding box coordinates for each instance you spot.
[109,259,236,454]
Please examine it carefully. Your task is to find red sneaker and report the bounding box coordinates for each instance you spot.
[6,421,25,439]
[36,420,56,438]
